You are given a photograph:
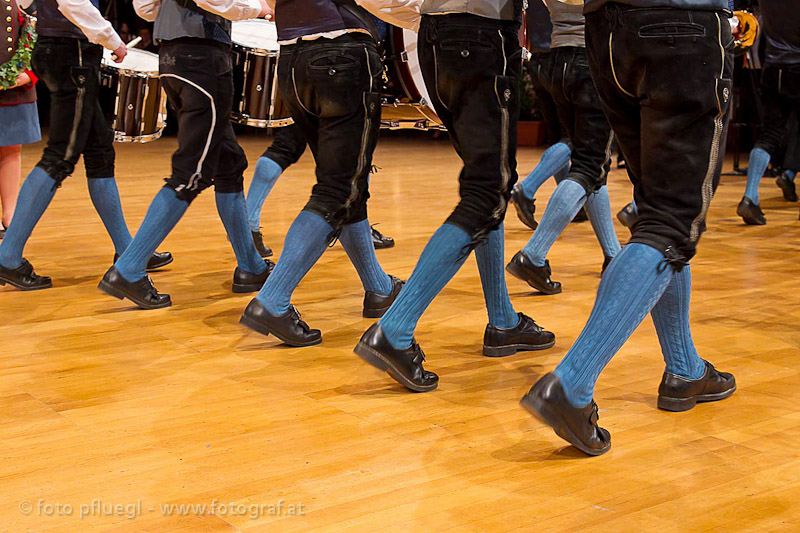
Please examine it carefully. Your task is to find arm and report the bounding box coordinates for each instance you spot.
[55,0,123,50]
[194,0,265,21]
[358,0,421,32]
[133,0,162,22]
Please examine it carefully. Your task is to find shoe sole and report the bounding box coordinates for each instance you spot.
[362,306,389,319]
[512,200,537,230]
[482,339,556,357]
[657,384,737,412]
[0,277,52,291]
[520,392,610,457]
[239,314,322,347]
[736,205,766,226]
[97,279,172,310]
[776,177,798,202]
[373,242,395,250]
[353,341,438,393]
[505,262,562,295]
[232,283,263,294]
[146,255,174,272]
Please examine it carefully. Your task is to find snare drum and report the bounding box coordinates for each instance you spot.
[381,27,443,130]
[99,48,167,143]
[230,19,293,128]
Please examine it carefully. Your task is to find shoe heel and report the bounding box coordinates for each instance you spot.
[98,280,125,300]
[239,314,270,338]
[657,395,697,412]
[362,307,388,319]
[232,283,259,294]
[354,342,389,372]
[483,345,515,357]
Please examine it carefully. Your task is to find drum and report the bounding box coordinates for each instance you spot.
[381,27,443,130]
[99,48,167,143]
[230,19,293,128]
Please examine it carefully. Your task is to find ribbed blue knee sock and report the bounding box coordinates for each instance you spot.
[784,170,796,182]
[475,223,518,328]
[553,243,674,406]
[651,265,706,379]
[519,142,571,199]
[0,167,57,269]
[115,187,189,281]
[340,219,391,295]
[585,186,621,259]
[379,223,472,349]
[246,157,283,233]
[255,210,332,315]
[216,191,266,274]
[87,177,133,255]
[522,179,586,266]
[745,148,771,203]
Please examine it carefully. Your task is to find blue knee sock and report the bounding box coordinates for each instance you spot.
[216,191,266,275]
[256,210,332,315]
[115,187,189,281]
[553,243,674,406]
[379,223,472,349]
[475,223,519,328]
[650,265,705,379]
[630,199,638,213]
[745,148,771,203]
[87,177,133,255]
[522,179,586,266]
[340,219,392,295]
[585,186,622,258]
[0,167,57,268]
[520,142,571,199]
[785,170,796,182]
[247,157,283,233]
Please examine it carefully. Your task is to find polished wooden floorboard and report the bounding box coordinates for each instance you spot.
[1,133,799,531]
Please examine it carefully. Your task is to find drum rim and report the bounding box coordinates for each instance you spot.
[231,43,278,57]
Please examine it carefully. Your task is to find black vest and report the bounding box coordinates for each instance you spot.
[37,0,100,40]
[275,0,371,42]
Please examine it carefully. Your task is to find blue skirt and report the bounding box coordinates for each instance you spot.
[0,102,41,146]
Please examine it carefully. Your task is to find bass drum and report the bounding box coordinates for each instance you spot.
[380,27,443,130]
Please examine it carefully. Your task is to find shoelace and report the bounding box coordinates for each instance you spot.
[411,343,426,365]
[589,402,600,425]
[288,305,311,333]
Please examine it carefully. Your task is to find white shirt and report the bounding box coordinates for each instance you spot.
[18,0,123,50]
[267,0,422,45]
[133,0,263,23]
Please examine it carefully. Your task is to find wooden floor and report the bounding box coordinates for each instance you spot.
[2,132,800,532]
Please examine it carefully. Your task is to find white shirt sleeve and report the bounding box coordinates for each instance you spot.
[133,0,162,23]
[358,0,422,32]
[194,0,262,21]
[55,0,123,50]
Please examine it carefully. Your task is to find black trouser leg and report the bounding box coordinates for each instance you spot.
[262,124,308,171]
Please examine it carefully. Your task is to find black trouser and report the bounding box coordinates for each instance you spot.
[277,34,382,227]
[159,38,248,203]
[261,123,307,171]
[754,62,800,159]
[32,36,115,183]
[585,4,734,264]
[535,46,613,194]
[418,14,522,239]
[528,57,566,146]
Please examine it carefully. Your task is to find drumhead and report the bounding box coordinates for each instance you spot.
[102,47,159,74]
[231,19,279,52]
[401,29,433,109]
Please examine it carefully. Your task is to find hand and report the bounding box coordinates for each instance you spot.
[112,44,128,63]
[258,0,272,19]
[2,72,32,90]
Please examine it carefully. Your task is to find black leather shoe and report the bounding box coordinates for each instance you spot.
[113,251,174,272]
[483,312,555,357]
[354,323,439,392]
[506,251,562,295]
[98,267,171,309]
[571,206,589,223]
[520,373,611,456]
[601,255,614,276]
[232,259,275,293]
[776,173,798,202]
[363,275,404,318]
[252,230,274,258]
[657,360,736,412]
[371,225,394,249]
[616,202,638,230]
[0,258,52,290]
[511,183,537,230]
[239,299,321,346]
[737,197,766,225]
